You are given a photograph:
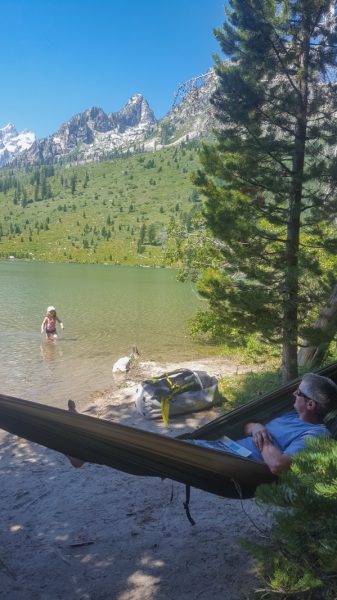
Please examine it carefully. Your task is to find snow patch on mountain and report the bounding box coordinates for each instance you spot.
[0,123,36,167]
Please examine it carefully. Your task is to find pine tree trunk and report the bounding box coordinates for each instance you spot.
[281,24,310,383]
[297,284,337,370]
[282,340,298,382]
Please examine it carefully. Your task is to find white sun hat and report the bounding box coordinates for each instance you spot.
[47,306,56,312]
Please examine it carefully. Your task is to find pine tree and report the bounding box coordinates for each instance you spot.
[194,1,337,380]
[148,223,157,244]
[246,436,337,599]
[70,173,77,195]
[139,223,147,245]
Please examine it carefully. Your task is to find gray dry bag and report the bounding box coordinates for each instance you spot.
[135,368,218,424]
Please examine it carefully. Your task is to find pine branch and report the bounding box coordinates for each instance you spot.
[241,122,293,175]
[267,38,301,99]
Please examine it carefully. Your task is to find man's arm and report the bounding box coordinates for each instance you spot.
[244,422,291,475]
[260,441,292,475]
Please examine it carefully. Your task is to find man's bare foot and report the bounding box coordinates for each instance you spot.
[66,399,84,468]
[67,455,85,468]
[68,399,77,413]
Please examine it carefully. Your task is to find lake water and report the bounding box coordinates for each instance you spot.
[0,261,204,408]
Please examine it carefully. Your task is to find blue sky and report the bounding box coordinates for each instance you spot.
[1,0,225,139]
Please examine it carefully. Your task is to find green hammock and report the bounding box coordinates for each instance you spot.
[0,361,337,501]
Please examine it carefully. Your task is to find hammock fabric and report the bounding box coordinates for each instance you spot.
[1,362,337,500]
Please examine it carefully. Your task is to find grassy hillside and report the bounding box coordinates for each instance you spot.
[0,144,202,266]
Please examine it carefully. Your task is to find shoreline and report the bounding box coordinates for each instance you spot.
[82,356,254,417]
[0,357,268,600]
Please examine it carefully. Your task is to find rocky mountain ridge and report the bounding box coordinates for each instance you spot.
[20,94,156,166]
[2,69,217,167]
[0,124,36,167]
[149,70,217,149]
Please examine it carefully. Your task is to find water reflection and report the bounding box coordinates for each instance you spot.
[40,340,64,363]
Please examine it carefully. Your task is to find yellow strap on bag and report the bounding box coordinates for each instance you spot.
[161,373,199,426]
[161,396,171,427]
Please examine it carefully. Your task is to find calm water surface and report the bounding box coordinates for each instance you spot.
[0,261,204,408]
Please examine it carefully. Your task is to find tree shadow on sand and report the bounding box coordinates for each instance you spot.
[0,424,267,600]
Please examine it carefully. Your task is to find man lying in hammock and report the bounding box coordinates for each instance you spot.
[66,373,337,476]
[191,372,337,476]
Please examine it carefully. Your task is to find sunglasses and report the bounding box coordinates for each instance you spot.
[294,387,312,401]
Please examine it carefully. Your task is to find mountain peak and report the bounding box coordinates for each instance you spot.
[130,93,144,101]
[0,123,36,167]
[115,94,155,132]
[2,123,17,135]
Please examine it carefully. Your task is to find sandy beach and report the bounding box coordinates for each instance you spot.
[0,359,271,600]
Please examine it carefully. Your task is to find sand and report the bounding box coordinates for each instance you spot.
[0,359,271,600]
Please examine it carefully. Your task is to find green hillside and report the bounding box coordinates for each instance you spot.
[0,144,201,266]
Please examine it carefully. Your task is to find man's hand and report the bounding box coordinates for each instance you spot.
[244,422,272,452]
[244,421,291,475]
[251,423,273,452]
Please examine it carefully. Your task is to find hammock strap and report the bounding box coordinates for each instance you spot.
[232,478,243,500]
[183,485,196,526]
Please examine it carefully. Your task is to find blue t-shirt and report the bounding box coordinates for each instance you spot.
[193,411,330,463]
